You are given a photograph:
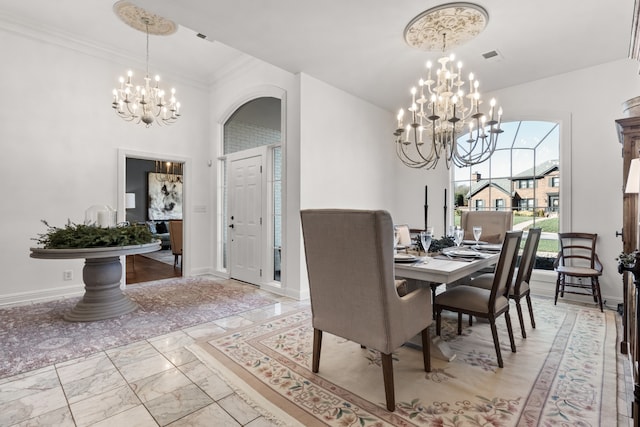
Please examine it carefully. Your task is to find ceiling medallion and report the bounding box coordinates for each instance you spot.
[111,1,181,126]
[404,2,488,51]
[113,0,177,36]
[395,2,502,170]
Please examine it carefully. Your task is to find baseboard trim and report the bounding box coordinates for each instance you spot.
[0,284,85,308]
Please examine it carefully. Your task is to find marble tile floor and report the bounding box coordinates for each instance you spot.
[0,288,635,427]
[0,290,310,427]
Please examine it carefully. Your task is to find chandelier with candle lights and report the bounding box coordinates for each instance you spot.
[111,1,181,127]
[155,160,183,184]
[395,3,502,170]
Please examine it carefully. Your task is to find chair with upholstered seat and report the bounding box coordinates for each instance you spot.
[460,210,513,243]
[465,228,541,338]
[301,209,432,412]
[434,230,522,368]
[168,220,183,268]
[554,232,603,312]
[459,210,513,278]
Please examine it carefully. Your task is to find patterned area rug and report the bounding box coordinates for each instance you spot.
[190,297,617,426]
[0,277,276,379]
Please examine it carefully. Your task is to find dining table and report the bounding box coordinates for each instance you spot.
[396,248,500,312]
[394,248,500,285]
[394,246,501,361]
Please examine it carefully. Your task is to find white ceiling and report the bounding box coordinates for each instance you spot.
[0,0,636,112]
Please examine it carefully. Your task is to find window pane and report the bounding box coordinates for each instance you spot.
[513,121,557,150]
[495,122,519,150]
[454,120,560,270]
[224,97,281,155]
[221,159,227,270]
[487,149,512,179]
[272,146,282,282]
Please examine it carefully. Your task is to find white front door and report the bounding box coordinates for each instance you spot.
[229,155,262,284]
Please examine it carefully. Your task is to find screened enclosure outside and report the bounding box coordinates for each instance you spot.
[453,121,560,268]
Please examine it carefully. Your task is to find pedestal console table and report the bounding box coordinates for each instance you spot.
[30,241,161,322]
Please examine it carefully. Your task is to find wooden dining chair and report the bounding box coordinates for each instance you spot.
[168,220,183,268]
[301,209,432,411]
[464,228,542,338]
[434,230,523,368]
[554,232,603,312]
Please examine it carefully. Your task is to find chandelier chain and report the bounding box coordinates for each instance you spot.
[145,21,150,77]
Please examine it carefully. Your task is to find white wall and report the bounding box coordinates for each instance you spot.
[297,74,398,297]
[206,56,304,299]
[389,58,640,307]
[393,161,452,237]
[0,22,212,304]
[5,11,636,309]
[486,58,640,306]
[207,71,397,300]
[299,74,396,211]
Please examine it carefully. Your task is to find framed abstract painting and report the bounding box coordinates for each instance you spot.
[148,173,183,220]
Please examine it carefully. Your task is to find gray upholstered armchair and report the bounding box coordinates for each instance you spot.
[300,209,432,411]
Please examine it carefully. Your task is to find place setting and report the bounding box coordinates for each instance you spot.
[457,226,503,254]
[433,226,492,262]
[393,226,495,264]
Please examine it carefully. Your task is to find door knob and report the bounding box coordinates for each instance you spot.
[229,224,234,229]
[616,229,623,238]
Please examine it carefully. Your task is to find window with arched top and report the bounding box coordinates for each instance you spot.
[453,120,560,269]
[223,97,282,154]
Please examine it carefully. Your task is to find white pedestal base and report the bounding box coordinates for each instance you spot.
[431,336,456,362]
[406,334,456,362]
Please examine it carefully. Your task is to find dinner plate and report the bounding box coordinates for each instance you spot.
[394,253,417,263]
[462,240,487,245]
[448,250,483,258]
[480,244,502,252]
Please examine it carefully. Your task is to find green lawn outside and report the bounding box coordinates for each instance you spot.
[522,217,559,233]
[536,239,559,253]
[512,215,531,225]
[454,212,559,254]
[454,213,558,232]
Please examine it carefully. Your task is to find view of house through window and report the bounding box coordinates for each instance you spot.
[453,121,560,269]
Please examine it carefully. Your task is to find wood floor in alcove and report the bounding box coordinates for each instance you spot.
[125,254,181,285]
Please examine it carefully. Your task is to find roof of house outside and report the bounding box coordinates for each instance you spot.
[468,178,512,198]
[513,159,559,179]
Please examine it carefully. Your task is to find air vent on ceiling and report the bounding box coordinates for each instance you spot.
[196,33,208,39]
[482,50,503,61]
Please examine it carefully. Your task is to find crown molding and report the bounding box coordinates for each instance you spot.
[0,10,209,91]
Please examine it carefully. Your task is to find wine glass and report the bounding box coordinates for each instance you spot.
[453,227,464,247]
[393,231,400,254]
[420,228,433,255]
[472,226,482,247]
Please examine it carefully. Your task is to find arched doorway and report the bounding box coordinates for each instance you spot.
[219,96,283,287]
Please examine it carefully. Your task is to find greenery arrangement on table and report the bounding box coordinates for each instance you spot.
[416,236,455,253]
[34,220,154,249]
